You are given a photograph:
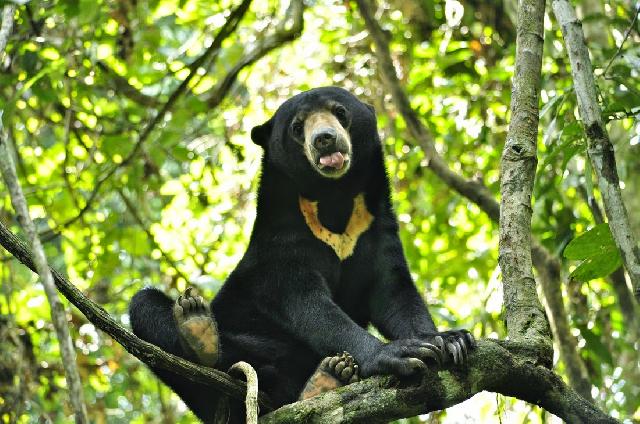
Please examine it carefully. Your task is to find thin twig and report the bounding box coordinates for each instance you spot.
[116,187,192,284]
[603,5,640,77]
[96,61,161,107]
[205,0,304,108]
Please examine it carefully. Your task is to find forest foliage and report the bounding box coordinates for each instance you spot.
[0,0,639,422]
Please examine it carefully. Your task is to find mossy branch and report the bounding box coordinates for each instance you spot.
[260,340,615,423]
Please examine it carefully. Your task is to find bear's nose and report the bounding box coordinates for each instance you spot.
[312,128,337,151]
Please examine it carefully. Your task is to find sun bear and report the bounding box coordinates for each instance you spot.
[129,87,475,423]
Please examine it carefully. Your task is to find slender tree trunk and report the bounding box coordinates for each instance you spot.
[0,6,89,423]
[0,14,89,424]
[498,0,551,347]
[533,248,593,399]
[553,0,640,301]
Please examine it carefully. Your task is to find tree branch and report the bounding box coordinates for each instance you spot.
[553,0,640,301]
[39,0,254,241]
[95,61,161,107]
[0,219,274,412]
[259,340,616,423]
[0,4,14,54]
[602,4,640,77]
[354,0,500,223]
[205,0,305,108]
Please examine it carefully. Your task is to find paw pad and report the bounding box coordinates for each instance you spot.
[173,287,219,366]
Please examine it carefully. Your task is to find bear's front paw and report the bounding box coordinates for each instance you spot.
[173,287,219,367]
[420,330,476,365]
[360,339,443,378]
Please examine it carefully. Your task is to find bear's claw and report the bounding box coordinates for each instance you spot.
[423,330,475,366]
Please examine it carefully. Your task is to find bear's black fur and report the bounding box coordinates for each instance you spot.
[130,87,474,423]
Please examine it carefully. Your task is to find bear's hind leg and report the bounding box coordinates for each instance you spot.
[299,351,360,400]
[129,287,223,423]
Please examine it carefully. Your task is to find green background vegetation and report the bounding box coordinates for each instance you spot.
[0,0,639,422]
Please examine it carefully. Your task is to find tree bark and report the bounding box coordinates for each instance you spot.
[553,0,640,301]
[498,0,551,348]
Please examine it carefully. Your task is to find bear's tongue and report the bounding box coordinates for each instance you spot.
[319,152,345,169]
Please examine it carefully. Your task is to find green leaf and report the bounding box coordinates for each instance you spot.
[564,223,617,259]
[569,253,622,282]
[3,60,63,120]
[564,223,622,282]
[540,121,584,169]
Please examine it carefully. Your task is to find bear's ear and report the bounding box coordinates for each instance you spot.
[251,118,274,147]
[364,103,376,115]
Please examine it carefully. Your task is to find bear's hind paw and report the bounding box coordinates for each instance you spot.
[173,287,219,367]
[300,351,359,400]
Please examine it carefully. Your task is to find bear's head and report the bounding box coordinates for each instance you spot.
[251,87,380,188]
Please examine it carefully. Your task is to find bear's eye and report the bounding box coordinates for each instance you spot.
[333,105,349,125]
[291,120,304,138]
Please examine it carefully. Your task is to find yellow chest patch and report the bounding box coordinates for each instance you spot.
[298,193,374,261]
